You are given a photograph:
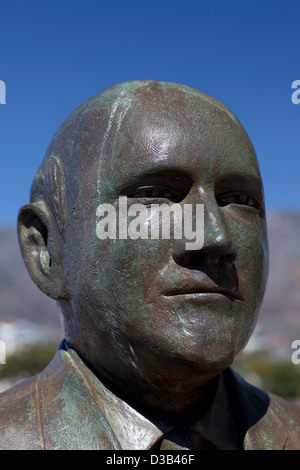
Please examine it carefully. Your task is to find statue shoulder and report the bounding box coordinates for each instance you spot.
[0,375,43,449]
[0,347,120,450]
[268,392,300,428]
[227,368,300,449]
[247,392,300,450]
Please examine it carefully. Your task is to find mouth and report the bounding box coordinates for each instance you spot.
[164,286,244,302]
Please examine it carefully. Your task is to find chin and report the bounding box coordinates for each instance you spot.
[129,338,237,394]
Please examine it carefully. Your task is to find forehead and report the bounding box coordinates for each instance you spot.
[93,85,261,196]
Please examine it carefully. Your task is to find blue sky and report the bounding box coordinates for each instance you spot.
[0,0,299,228]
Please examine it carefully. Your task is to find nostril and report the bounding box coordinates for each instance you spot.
[220,253,236,265]
[205,240,238,266]
[207,253,220,265]
[173,251,193,268]
[207,252,235,265]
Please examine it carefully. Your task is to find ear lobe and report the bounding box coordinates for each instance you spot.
[17,200,66,300]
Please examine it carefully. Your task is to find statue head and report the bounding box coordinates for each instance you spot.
[17,81,269,421]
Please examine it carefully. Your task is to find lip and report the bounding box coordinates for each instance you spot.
[164,285,244,302]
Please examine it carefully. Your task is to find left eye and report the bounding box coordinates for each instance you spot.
[217,193,260,209]
[128,186,178,201]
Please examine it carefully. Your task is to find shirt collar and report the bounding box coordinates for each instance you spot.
[63,341,239,450]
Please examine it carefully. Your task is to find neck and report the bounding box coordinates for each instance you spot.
[131,376,220,425]
[77,349,220,424]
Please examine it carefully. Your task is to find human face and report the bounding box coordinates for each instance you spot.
[62,84,268,407]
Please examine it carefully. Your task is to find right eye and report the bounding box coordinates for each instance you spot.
[217,192,261,210]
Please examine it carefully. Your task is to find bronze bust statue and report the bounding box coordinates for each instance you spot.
[1,81,300,450]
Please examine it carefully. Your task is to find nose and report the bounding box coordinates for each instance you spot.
[172,193,238,267]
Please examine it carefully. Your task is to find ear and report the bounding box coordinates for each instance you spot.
[17,200,67,300]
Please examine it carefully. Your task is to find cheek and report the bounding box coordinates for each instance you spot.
[77,237,170,314]
[230,217,269,313]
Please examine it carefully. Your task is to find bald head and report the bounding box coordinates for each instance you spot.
[29,81,256,234]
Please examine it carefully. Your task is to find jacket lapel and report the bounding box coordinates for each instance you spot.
[37,347,121,450]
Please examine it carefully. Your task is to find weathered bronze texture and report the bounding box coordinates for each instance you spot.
[0,81,300,449]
